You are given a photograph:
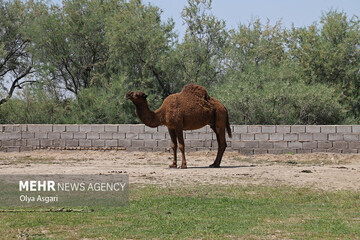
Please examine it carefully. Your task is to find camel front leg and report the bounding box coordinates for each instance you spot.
[176,129,187,169]
[168,129,177,168]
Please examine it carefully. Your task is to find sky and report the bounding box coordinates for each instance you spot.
[144,0,360,37]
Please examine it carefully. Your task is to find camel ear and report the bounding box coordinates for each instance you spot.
[142,93,147,99]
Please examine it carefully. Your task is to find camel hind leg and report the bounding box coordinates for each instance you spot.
[210,127,227,168]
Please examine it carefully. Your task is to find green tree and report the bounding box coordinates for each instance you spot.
[26,0,115,96]
[288,10,360,119]
[0,0,34,105]
[106,0,176,100]
[178,0,228,87]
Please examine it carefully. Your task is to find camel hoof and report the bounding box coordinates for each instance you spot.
[209,164,220,168]
[180,165,187,169]
[169,164,177,168]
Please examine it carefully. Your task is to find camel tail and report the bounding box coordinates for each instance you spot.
[226,108,232,138]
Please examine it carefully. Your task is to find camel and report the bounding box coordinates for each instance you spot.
[125,83,232,169]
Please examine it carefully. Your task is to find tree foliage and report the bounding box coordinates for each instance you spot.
[0,0,359,124]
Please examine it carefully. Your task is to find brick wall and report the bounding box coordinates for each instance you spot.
[1,124,360,154]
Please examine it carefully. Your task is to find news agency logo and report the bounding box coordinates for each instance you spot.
[0,174,129,207]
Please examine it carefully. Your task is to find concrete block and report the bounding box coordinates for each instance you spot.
[35,132,48,139]
[100,132,113,140]
[9,132,21,139]
[351,126,360,133]
[79,140,92,147]
[259,141,273,148]
[61,132,73,139]
[22,132,35,139]
[66,140,79,147]
[276,125,291,133]
[333,141,348,149]
[105,140,118,147]
[27,125,40,132]
[321,125,336,133]
[262,126,276,133]
[298,133,313,141]
[0,133,9,140]
[185,132,199,139]
[87,132,99,140]
[248,126,261,133]
[255,134,269,141]
[268,149,283,154]
[138,133,153,140]
[53,139,66,147]
[38,125,53,132]
[231,133,241,140]
[53,125,66,132]
[20,146,33,152]
[40,139,52,147]
[66,125,79,132]
[349,142,360,149]
[284,134,298,141]
[254,149,268,154]
[288,141,302,149]
[306,125,320,133]
[92,140,105,147]
[79,125,92,132]
[239,149,254,155]
[91,125,105,132]
[73,132,86,139]
[291,125,305,133]
[27,139,40,147]
[4,125,20,132]
[157,140,170,147]
[125,133,138,139]
[344,134,359,141]
[157,126,168,133]
[336,125,352,133]
[1,140,16,147]
[113,133,126,139]
[302,142,317,149]
[328,134,343,141]
[105,125,118,132]
[242,141,259,148]
[190,140,204,147]
[233,125,248,133]
[313,133,328,141]
[132,139,145,147]
[241,133,255,140]
[270,133,283,141]
[6,147,20,152]
[145,140,157,148]
[144,126,157,133]
[198,133,213,140]
[297,149,312,154]
[152,133,166,140]
[48,132,61,139]
[318,141,332,149]
[204,125,213,133]
[273,141,287,149]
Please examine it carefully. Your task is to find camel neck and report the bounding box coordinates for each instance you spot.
[135,101,161,128]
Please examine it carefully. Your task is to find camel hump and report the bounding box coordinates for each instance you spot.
[181,83,210,101]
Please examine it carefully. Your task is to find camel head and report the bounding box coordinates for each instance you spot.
[125,91,148,104]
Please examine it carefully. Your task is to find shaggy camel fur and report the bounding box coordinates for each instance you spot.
[126,84,232,169]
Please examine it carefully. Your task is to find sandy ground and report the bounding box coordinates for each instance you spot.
[0,150,359,191]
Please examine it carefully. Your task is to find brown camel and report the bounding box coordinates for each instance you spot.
[125,84,232,169]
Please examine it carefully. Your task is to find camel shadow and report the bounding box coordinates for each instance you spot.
[180,165,256,169]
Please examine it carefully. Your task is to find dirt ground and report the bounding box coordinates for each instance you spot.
[0,150,359,191]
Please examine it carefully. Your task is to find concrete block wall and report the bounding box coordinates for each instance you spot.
[1,124,360,154]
